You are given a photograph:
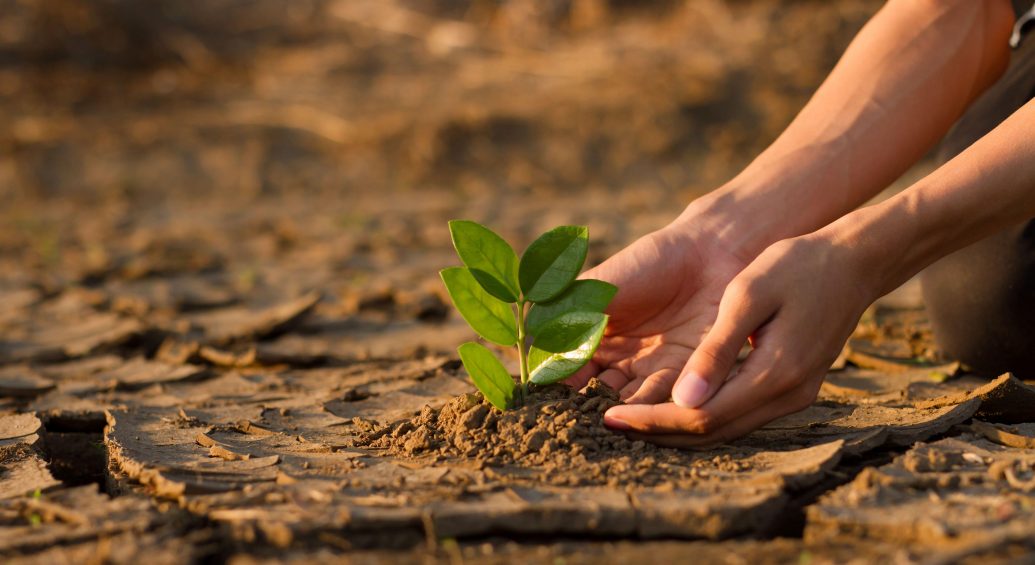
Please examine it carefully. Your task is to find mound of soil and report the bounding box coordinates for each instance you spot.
[356,379,740,487]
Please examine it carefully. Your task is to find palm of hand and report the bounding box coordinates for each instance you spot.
[568,226,747,403]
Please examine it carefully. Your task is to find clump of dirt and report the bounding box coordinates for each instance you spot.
[356,379,718,487]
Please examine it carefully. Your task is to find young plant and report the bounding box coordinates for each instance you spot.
[441,220,617,410]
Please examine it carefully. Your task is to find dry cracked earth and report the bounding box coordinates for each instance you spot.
[3,189,1035,564]
[3,0,1035,563]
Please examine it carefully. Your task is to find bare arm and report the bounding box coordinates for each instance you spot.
[585,0,1021,439]
[842,97,1035,298]
[683,0,1015,261]
[612,95,1035,446]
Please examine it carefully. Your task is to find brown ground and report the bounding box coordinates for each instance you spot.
[3,1,1035,563]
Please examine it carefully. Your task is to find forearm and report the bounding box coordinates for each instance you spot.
[681,0,1014,259]
[829,97,1035,296]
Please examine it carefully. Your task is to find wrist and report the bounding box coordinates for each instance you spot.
[671,168,813,263]
[665,191,755,264]
[816,197,920,299]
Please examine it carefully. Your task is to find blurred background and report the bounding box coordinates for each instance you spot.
[1,0,890,355]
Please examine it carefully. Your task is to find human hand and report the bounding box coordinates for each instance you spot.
[565,211,752,404]
[602,231,877,447]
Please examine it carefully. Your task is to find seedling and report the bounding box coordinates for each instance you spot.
[28,488,41,526]
[441,220,617,410]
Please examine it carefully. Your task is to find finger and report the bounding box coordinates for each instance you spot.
[686,316,817,429]
[603,402,706,434]
[620,391,804,448]
[564,360,600,390]
[596,367,632,392]
[622,367,679,404]
[577,231,663,287]
[672,279,778,408]
[608,315,802,434]
[604,375,820,445]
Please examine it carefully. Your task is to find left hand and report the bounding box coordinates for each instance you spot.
[603,232,878,447]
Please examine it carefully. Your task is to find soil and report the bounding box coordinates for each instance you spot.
[807,432,1035,550]
[3,0,1035,563]
[356,378,804,488]
[354,375,976,490]
[361,380,628,462]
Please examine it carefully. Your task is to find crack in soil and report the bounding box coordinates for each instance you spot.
[39,412,109,492]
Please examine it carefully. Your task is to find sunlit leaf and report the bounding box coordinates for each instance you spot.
[449,220,521,303]
[458,342,515,410]
[518,225,588,302]
[440,267,518,346]
[528,311,607,385]
[526,279,616,337]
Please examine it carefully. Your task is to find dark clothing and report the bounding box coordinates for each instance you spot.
[919,3,1035,377]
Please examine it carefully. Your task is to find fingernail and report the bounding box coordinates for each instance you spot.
[603,409,632,430]
[672,373,708,408]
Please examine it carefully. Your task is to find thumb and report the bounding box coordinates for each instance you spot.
[673,282,775,408]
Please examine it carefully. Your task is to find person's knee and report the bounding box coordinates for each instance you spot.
[921,228,1035,378]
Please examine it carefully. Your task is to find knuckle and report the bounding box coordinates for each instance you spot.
[725,277,757,304]
[767,351,806,390]
[725,276,749,296]
[696,342,733,369]
[645,369,678,388]
[740,273,767,295]
[694,411,718,435]
[750,357,790,388]
[780,237,811,257]
[767,347,792,371]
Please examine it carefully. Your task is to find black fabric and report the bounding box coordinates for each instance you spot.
[918,23,1035,377]
[1015,0,1033,18]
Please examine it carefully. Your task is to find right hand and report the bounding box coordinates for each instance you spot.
[565,213,752,404]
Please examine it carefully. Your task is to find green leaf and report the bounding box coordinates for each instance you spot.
[531,310,607,353]
[526,279,617,337]
[440,267,518,346]
[518,225,589,302]
[457,342,515,410]
[449,220,521,303]
[528,311,608,385]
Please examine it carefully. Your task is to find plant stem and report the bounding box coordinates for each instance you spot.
[515,300,530,398]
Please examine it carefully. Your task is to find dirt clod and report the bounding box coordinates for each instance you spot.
[359,379,716,487]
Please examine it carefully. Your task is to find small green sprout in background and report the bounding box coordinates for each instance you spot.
[441,220,617,410]
[28,488,42,526]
